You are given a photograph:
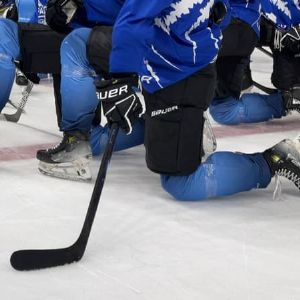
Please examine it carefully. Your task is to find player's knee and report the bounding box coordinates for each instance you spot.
[160,173,208,201]
[209,97,241,125]
[61,28,92,70]
[161,175,190,201]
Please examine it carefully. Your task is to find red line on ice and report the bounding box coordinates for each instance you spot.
[0,119,299,162]
[213,118,300,138]
[0,143,55,162]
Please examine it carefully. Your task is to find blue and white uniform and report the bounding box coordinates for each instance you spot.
[61,0,273,201]
[229,0,261,35]
[0,0,47,111]
[262,0,300,29]
[209,0,300,126]
[60,0,224,135]
[17,0,47,24]
[110,1,223,93]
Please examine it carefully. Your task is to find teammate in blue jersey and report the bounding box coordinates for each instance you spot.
[36,0,225,180]
[37,0,300,200]
[0,0,65,126]
[210,0,300,125]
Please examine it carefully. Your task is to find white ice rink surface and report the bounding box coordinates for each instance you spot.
[1,50,300,300]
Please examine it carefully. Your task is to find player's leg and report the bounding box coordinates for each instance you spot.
[209,19,258,124]
[162,137,300,200]
[210,92,285,125]
[59,27,99,133]
[36,27,95,181]
[144,63,300,201]
[161,152,272,200]
[90,119,145,156]
[0,18,19,112]
[36,26,146,180]
[211,18,300,125]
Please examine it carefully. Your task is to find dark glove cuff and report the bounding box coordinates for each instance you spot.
[110,73,139,87]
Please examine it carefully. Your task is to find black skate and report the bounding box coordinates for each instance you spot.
[37,131,92,181]
[263,136,300,190]
[282,86,300,113]
[15,69,29,86]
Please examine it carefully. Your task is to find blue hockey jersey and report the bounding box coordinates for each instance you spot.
[229,0,261,35]
[108,0,226,92]
[16,0,47,24]
[262,0,300,29]
[73,0,227,92]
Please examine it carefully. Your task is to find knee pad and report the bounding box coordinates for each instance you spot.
[209,96,240,125]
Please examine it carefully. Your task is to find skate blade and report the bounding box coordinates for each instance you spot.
[38,159,92,182]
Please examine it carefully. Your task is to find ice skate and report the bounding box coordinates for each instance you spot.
[282,85,300,113]
[36,131,92,181]
[263,136,300,190]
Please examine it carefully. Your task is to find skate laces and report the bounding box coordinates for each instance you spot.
[275,164,300,190]
[47,134,71,153]
[272,138,300,191]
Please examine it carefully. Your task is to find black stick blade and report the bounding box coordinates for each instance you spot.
[10,124,119,271]
[10,246,83,271]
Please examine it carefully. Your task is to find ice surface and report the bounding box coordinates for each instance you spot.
[0,49,300,300]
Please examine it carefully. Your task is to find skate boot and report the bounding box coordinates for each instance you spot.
[36,131,92,181]
[15,69,29,86]
[282,85,300,113]
[263,136,300,190]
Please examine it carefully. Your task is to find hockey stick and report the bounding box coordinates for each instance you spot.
[10,123,119,271]
[0,81,33,122]
[252,80,277,95]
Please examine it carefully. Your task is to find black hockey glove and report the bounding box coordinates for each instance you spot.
[274,25,300,56]
[46,0,80,34]
[95,75,145,134]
